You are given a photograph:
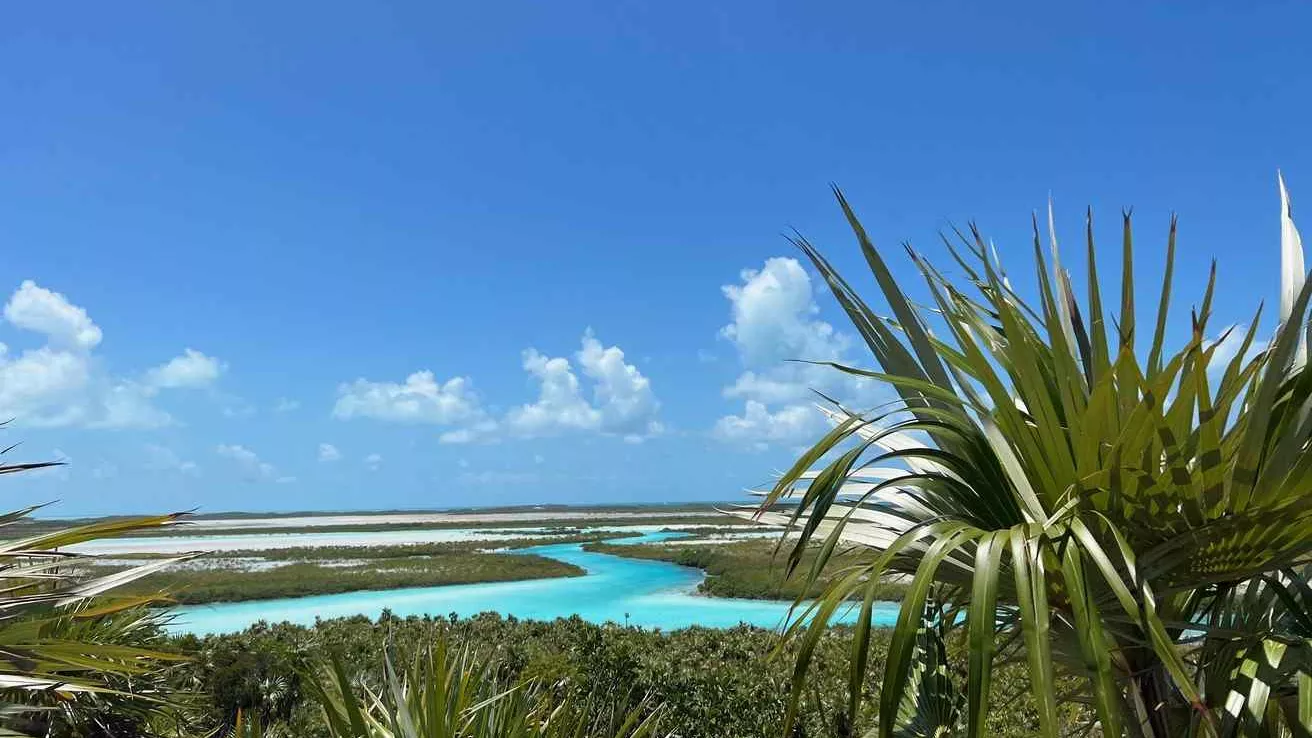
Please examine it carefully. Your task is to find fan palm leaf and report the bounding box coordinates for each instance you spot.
[0,451,199,733]
[304,638,666,738]
[746,176,1312,738]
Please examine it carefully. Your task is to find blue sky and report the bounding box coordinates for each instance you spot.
[1,1,1309,515]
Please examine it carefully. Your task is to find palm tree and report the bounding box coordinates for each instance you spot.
[0,454,197,735]
[304,637,665,738]
[750,175,1312,737]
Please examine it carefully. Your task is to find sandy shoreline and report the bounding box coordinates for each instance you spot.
[185,510,729,530]
[68,523,735,556]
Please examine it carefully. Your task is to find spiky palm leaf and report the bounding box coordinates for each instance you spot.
[305,638,666,738]
[891,597,963,738]
[747,176,1312,738]
[0,455,199,734]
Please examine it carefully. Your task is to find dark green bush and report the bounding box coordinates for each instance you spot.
[169,612,1069,737]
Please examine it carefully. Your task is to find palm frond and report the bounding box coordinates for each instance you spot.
[756,175,1312,738]
[305,638,666,738]
[0,462,197,733]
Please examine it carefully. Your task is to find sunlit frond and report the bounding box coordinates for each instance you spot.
[760,176,1312,738]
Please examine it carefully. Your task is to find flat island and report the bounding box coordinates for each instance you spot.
[55,505,793,606]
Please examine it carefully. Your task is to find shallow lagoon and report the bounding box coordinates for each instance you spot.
[169,531,887,634]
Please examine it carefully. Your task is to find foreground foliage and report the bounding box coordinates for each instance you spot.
[757,178,1312,736]
[0,488,194,734]
[307,636,663,738]
[171,613,1079,737]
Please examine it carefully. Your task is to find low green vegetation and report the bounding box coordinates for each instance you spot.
[585,539,908,601]
[654,525,757,538]
[307,634,663,738]
[111,554,583,605]
[169,612,1082,737]
[97,532,642,605]
[97,531,907,608]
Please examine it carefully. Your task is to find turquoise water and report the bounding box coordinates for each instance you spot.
[169,531,894,635]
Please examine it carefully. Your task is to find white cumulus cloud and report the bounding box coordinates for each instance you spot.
[0,281,225,428]
[576,330,662,437]
[723,370,824,405]
[720,258,847,367]
[4,280,103,350]
[713,257,878,447]
[712,400,825,450]
[506,331,662,440]
[339,331,662,444]
[333,371,488,426]
[318,443,341,462]
[0,347,94,426]
[506,350,601,435]
[146,348,225,389]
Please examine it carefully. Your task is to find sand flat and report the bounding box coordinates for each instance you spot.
[187,510,726,530]
[67,523,721,556]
